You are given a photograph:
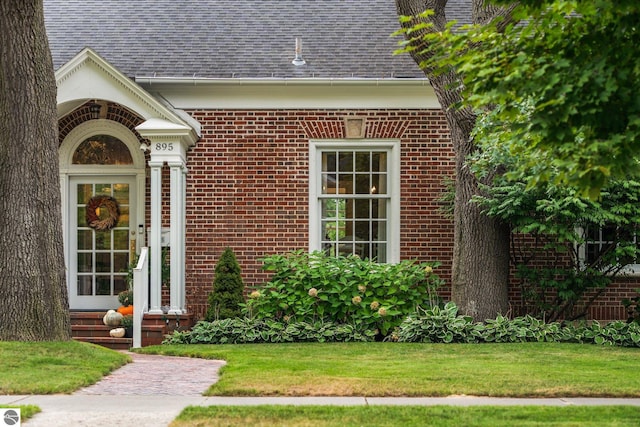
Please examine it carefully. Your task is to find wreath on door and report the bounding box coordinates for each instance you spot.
[86,195,120,231]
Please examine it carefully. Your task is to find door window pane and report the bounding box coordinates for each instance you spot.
[77,253,92,273]
[117,206,130,227]
[95,232,111,250]
[77,230,92,250]
[114,276,128,294]
[112,183,130,203]
[77,276,92,295]
[96,276,111,295]
[113,253,129,273]
[77,184,92,204]
[77,206,87,226]
[96,252,111,273]
[113,230,129,250]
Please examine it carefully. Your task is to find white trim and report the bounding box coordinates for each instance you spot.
[138,79,440,110]
[168,162,186,315]
[59,121,147,309]
[309,139,401,263]
[136,77,430,86]
[148,160,164,314]
[67,175,137,309]
[59,120,147,172]
[136,118,192,164]
[56,48,201,140]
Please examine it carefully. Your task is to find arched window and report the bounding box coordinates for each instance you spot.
[72,135,133,165]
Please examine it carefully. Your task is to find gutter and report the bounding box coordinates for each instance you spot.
[134,76,430,87]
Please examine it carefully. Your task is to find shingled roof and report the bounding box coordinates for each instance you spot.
[44,0,471,80]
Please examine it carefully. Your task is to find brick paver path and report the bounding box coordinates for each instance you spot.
[74,352,226,396]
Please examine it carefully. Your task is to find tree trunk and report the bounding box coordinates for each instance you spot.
[396,0,512,320]
[0,0,71,340]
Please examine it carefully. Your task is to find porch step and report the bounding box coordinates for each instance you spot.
[70,311,194,349]
[72,324,113,338]
[74,336,133,351]
[71,311,108,326]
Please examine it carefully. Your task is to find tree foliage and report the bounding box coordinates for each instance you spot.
[420,0,640,198]
[206,247,245,321]
[477,174,640,320]
[470,115,640,320]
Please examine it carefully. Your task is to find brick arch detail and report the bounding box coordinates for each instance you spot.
[58,101,146,145]
[300,116,409,140]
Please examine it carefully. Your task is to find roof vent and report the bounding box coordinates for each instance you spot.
[292,38,306,66]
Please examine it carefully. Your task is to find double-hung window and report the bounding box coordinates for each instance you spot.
[580,225,640,274]
[309,140,400,263]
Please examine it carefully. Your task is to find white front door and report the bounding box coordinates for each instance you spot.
[68,176,136,309]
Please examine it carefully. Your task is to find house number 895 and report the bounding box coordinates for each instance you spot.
[155,143,174,151]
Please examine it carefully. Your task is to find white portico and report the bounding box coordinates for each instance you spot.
[136,119,193,314]
[56,48,200,316]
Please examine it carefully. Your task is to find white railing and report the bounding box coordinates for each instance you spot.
[132,247,149,348]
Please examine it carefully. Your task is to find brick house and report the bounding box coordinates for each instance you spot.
[44,0,636,329]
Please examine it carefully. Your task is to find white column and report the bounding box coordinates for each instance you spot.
[148,160,164,314]
[136,117,199,316]
[181,166,188,311]
[168,161,185,315]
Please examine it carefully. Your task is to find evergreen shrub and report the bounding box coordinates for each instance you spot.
[205,247,244,321]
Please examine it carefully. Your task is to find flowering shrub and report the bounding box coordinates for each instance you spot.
[242,251,443,337]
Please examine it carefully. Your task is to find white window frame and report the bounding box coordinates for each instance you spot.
[309,139,400,263]
[576,225,640,276]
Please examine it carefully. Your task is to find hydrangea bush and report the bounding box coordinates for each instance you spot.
[242,251,443,338]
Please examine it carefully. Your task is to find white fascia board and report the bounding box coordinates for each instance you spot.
[136,77,440,110]
[56,48,201,141]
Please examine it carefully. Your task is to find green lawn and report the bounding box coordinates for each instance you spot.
[2,340,639,426]
[0,340,129,394]
[139,342,640,397]
[170,405,640,427]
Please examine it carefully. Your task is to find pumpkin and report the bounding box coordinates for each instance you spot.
[117,305,134,316]
[103,310,123,326]
[110,328,126,338]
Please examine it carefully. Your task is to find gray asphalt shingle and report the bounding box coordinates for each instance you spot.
[44,0,471,79]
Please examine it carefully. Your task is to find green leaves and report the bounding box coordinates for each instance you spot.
[163,318,376,344]
[167,302,640,348]
[241,251,443,338]
[395,303,640,347]
[206,248,245,321]
[399,0,640,197]
[474,130,640,320]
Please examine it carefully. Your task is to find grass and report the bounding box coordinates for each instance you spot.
[138,342,640,397]
[0,340,130,394]
[1,340,639,425]
[169,405,640,427]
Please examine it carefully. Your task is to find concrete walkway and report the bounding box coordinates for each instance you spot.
[2,352,640,426]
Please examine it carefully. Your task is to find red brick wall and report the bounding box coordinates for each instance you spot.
[184,109,456,317]
[59,104,640,322]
